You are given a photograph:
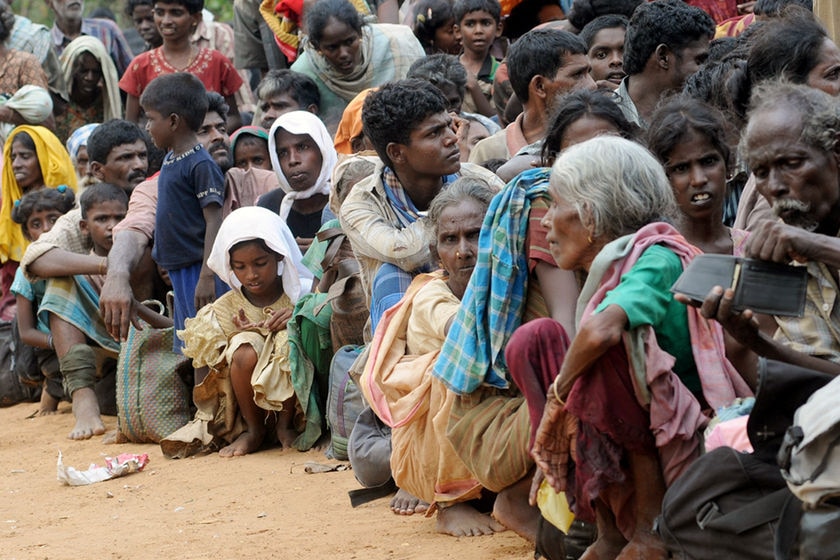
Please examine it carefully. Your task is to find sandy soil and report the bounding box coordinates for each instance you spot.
[0,402,534,559]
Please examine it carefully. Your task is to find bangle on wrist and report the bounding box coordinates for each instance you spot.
[47,335,53,350]
[551,378,564,405]
[99,257,108,275]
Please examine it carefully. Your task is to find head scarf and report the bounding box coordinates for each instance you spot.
[0,125,78,263]
[333,88,374,155]
[268,110,337,221]
[65,122,100,162]
[230,125,270,160]
[207,206,314,303]
[60,36,123,122]
[0,85,54,147]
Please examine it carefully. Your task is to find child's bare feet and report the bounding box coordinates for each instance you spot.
[220,428,265,457]
[615,531,667,560]
[390,488,429,515]
[38,389,59,416]
[312,432,331,452]
[275,425,297,449]
[436,502,505,537]
[68,387,105,439]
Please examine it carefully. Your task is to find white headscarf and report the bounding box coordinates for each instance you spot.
[207,207,314,304]
[268,110,337,221]
[59,36,122,122]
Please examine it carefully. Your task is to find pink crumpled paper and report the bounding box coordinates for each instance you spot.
[57,451,150,486]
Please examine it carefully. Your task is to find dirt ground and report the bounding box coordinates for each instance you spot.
[0,402,534,559]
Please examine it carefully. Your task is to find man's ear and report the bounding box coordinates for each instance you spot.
[530,74,548,101]
[89,161,105,181]
[306,103,319,115]
[386,141,406,166]
[655,44,671,70]
[79,218,88,236]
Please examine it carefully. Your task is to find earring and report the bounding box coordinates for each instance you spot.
[587,234,593,244]
[456,251,461,258]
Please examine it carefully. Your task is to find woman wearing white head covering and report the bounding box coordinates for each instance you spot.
[262,110,338,242]
[165,207,317,458]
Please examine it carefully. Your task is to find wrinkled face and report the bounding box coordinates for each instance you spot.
[274,129,323,192]
[399,111,461,178]
[260,93,303,130]
[81,200,126,255]
[98,139,149,191]
[454,10,500,54]
[436,198,484,299]
[131,3,162,46]
[197,111,231,172]
[432,18,460,54]
[50,0,84,23]
[542,189,598,271]
[664,128,727,225]
[153,2,199,43]
[545,54,597,108]
[10,138,43,192]
[671,38,710,90]
[587,27,626,86]
[234,137,271,172]
[559,115,620,152]
[25,209,62,241]
[72,52,103,98]
[74,145,90,179]
[807,38,840,97]
[745,105,840,234]
[316,18,362,75]
[230,241,282,298]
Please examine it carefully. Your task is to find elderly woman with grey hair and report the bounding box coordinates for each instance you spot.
[519,136,752,559]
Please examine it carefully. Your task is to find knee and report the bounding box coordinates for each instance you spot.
[505,318,568,363]
[230,344,258,373]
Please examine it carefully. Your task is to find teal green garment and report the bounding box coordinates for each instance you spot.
[595,245,701,395]
[302,219,340,279]
[288,291,334,450]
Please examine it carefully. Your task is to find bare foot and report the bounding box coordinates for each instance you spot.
[38,389,59,416]
[275,426,297,449]
[312,432,331,452]
[580,537,627,560]
[493,476,540,543]
[220,429,266,457]
[101,430,118,445]
[436,502,505,537]
[390,488,429,515]
[68,387,105,440]
[615,532,667,560]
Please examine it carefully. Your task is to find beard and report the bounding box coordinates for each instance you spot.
[209,140,232,173]
[772,198,819,232]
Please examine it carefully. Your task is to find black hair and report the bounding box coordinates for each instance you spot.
[89,7,116,20]
[646,96,732,174]
[407,54,468,107]
[157,0,204,14]
[125,0,153,16]
[707,37,738,63]
[0,1,11,42]
[566,0,642,31]
[229,238,279,260]
[542,89,637,165]
[305,0,364,49]
[86,119,147,165]
[79,182,129,219]
[507,29,587,103]
[479,157,506,174]
[502,0,563,42]
[623,0,715,76]
[412,0,455,53]
[362,79,449,168]
[754,0,812,16]
[140,72,208,132]
[207,91,230,123]
[748,7,828,86]
[683,57,749,129]
[10,131,35,152]
[579,14,628,50]
[255,69,320,111]
[11,186,76,240]
[452,0,501,25]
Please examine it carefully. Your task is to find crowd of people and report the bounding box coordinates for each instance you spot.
[1,0,839,557]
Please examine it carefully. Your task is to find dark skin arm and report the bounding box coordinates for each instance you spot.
[28,248,104,278]
[195,203,223,311]
[99,230,149,342]
[134,299,173,329]
[125,94,140,123]
[15,294,51,350]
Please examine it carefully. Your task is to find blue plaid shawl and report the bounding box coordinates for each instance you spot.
[432,167,550,394]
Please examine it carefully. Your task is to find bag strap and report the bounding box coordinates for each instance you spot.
[699,488,790,534]
[774,492,803,560]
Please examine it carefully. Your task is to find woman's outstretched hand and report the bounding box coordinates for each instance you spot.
[530,385,575,500]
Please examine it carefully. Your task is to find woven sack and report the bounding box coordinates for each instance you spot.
[115,303,191,443]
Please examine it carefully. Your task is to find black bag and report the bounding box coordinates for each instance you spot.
[0,321,39,406]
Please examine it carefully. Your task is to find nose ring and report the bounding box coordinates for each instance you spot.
[456,251,461,258]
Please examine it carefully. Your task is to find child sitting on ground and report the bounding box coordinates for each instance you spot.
[164,206,314,457]
[10,186,76,414]
[453,0,502,117]
[140,72,227,357]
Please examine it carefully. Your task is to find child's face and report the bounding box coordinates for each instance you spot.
[273,129,323,192]
[454,10,501,55]
[433,18,461,55]
[131,3,162,46]
[234,138,272,172]
[80,200,127,256]
[153,2,200,43]
[25,209,62,241]
[144,108,175,150]
[230,242,282,299]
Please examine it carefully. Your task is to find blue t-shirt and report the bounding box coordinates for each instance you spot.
[153,144,225,270]
[10,267,48,333]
